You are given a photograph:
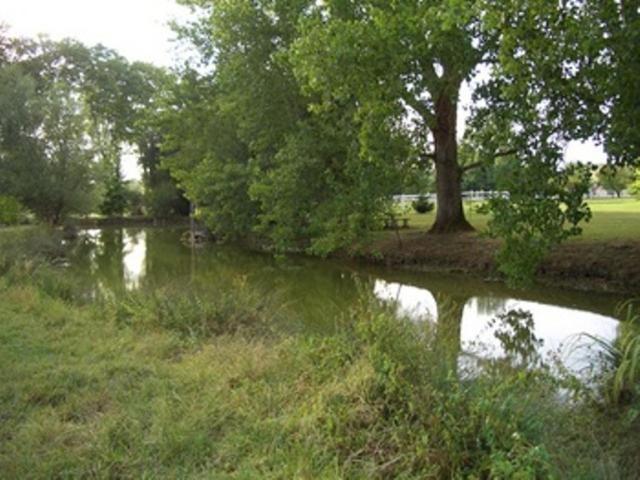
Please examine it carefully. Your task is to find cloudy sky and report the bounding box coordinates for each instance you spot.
[2,0,605,179]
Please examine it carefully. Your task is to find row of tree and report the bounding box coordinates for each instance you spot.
[0,29,187,224]
[1,1,638,284]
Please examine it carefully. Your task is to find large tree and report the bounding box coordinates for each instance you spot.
[290,0,499,233]
[292,0,639,234]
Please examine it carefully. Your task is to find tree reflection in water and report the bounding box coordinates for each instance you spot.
[372,279,620,377]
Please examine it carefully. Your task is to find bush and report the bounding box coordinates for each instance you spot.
[0,227,65,273]
[411,195,434,214]
[0,195,26,225]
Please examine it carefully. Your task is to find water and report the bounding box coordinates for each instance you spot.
[72,227,626,375]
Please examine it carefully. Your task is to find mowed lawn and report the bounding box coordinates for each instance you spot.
[402,198,640,242]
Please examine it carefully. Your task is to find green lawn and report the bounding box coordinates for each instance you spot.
[403,198,640,242]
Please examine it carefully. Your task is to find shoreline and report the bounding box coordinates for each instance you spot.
[355,230,640,296]
[24,218,639,296]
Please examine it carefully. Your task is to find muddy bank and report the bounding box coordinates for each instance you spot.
[356,231,640,295]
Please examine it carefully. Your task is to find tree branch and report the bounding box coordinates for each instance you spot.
[401,92,436,128]
[494,148,517,158]
[460,160,484,173]
[460,148,518,173]
[420,152,436,162]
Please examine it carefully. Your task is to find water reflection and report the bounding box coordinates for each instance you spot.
[462,298,619,368]
[373,279,620,374]
[373,280,438,320]
[123,230,146,290]
[73,228,624,375]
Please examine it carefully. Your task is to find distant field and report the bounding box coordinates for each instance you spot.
[401,198,640,242]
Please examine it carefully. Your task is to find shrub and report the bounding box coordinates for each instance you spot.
[108,280,279,339]
[411,195,434,214]
[0,228,66,274]
[0,195,25,225]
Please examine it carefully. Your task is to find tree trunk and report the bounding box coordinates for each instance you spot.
[429,94,473,234]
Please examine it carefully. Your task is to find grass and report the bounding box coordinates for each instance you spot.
[399,198,640,242]
[1,230,639,478]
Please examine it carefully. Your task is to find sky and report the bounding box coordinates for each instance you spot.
[2,0,190,67]
[2,0,606,180]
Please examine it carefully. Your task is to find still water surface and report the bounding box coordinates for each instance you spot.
[72,228,625,374]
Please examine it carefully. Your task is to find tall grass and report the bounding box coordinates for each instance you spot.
[0,228,639,478]
[585,300,640,405]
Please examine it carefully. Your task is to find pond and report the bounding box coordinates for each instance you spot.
[71,227,626,376]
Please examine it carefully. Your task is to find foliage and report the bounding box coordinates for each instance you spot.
[31,80,97,223]
[123,181,145,216]
[290,0,488,232]
[133,68,190,218]
[0,38,100,222]
[0,63,46,210]
[143,179,188,219]
[400,165,434,195]
[631,171,640,199]
[161,75,257,239]
[0,195,25,225]
[167,1,406,251]
[0,34,185,222]
[477,0,639,165]
[99,167,128,216]
[482,161,592,287]
[464,0,640,282]
[411,195,434,214]
[164,0,634,280]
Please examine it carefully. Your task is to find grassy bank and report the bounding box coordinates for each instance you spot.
[369,198,640,293]
[1,230,639,478]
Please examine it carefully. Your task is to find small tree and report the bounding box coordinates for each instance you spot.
[598,166,635,198]
[0,195,25,225]
[99,166,128,216]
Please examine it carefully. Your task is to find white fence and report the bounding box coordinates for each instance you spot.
[394,189,631,204]
[393,191,509,203]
